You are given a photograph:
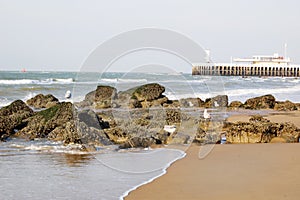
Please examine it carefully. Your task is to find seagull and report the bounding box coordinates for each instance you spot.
[214,101,219,107]
[65,90,72,99]
[164,125,176,134]
[203,109,211,119]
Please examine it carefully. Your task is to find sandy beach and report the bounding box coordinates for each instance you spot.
[126,111,300,200]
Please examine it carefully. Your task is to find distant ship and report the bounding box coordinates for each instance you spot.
[192,47,300,77]
[21,68,27,73]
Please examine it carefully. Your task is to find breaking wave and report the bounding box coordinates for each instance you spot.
[0,78,74,85]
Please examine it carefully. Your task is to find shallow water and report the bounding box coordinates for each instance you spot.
[0,139,185,200]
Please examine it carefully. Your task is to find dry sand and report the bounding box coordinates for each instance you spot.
[126,111,300,200]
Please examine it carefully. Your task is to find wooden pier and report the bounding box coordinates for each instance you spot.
[192,64,300,77]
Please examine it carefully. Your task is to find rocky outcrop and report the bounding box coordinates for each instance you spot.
[274,100,297,111]
[243,94,275,109]
[26,94,59,109]
[16,103,111,146]
[224,115,300,143]
[204,95,228,108]
[84,85,117,109]
[228,101,243,109]
[16,102,74,140]
[0,100,33,141]
[179,98,204,107]
[132,83,165,101]
[116,83,167,108]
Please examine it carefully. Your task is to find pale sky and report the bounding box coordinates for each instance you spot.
[0,0,300,72]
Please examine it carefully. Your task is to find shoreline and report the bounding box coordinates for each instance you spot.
[120,148,186,200]
[125,111,300,200]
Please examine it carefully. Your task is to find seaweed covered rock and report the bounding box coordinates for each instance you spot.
[0,100,33,141]
[228,101,243,109]
[84,85,117,109]
[132,83,165,101]
[16,102,74,139]
[116,83,167,108]
[26,94,59,109]
[224,115,300,143]
[49,121,112,146]
[274,100,297,111]
[16,103,111,146]
[243,94,275,109]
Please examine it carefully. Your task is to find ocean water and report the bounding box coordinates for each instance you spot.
[1,71,300,108]
[1,71,300,199]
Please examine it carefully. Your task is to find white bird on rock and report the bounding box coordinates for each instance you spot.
[203,109,211,119]
[65,90,72,99]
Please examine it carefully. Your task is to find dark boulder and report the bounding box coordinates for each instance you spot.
[243,94,275,109]
[132,83,165,101]
[77,109,109,129]
[84,85,117,109]
[116,83,166,108]
[26,94,59,109]
[0,100,33,141]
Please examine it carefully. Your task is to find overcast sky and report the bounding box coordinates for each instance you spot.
[0,0,300,72]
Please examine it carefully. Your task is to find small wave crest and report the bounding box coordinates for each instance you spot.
[0,78,74,85]
[100,78,148,83]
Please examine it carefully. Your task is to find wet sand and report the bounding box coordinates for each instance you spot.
[126,111,300,200]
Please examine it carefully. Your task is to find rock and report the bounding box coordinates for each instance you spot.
[16,102,74,140]
[249,115,270,123]
[120,137,156,149]
[151,96,169,107]
[48,121,112,146]
[0,100,33,141]
[270,137,287,143]
[164,100,180,108]
[132,83,165,101]
[179,98,204,107]
[204,95,228,108]
[274,100,297,111]
[193,127,207,143]
[277,122,300,143]
[243,94,275,109]
[26,94,59,109]
[228,101,243,109]
[168,132,190,145]
[16,102,111,146]
[116,83,167,108]
[165,109,182,124]
[104,127,128,144]
[77,109,110,129]
[194,118,223,144]
[114,89,142,108]
[224,115,300,143]
[84,85,117,109]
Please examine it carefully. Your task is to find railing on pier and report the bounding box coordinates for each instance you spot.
[192,63,300,77]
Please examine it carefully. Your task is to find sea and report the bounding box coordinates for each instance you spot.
[1,70,300,199]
